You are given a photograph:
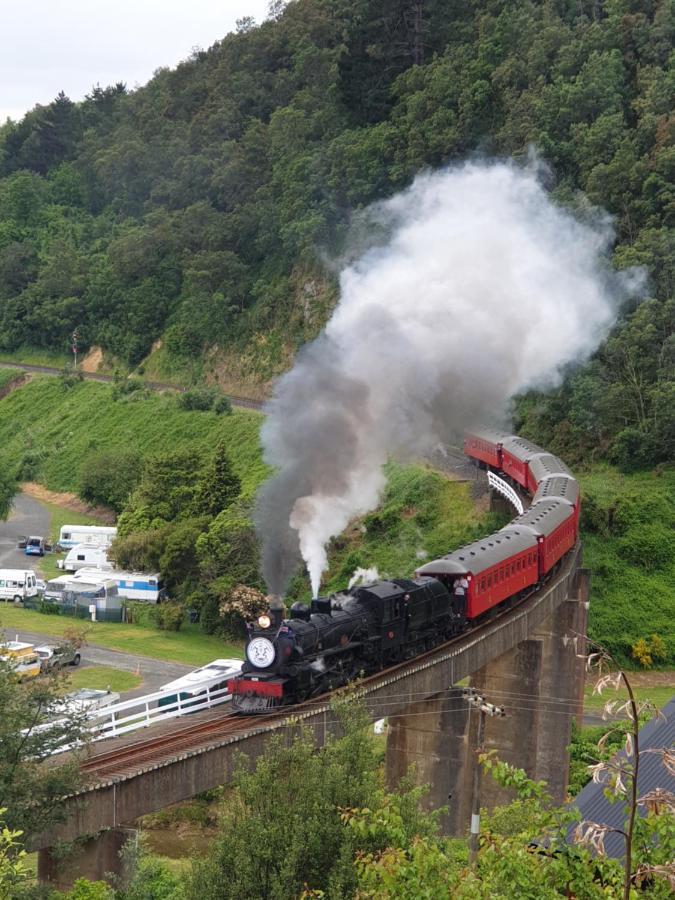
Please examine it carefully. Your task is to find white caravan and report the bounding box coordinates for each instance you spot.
[58,526,117,550]
[0,569,39,602]
[57,544,112,572]
[77,567,166,603]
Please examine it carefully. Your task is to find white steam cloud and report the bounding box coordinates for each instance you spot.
[256,160,642,597]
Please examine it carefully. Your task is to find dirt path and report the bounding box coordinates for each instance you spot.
[20,482,115,524]
[0,372,30,399]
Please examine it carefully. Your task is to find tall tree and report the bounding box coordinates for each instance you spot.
[193,441,241,517]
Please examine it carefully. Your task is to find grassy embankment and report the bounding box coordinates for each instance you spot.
[0,348,71,368]
[0,367,26,390]
[578,466,675,668]
[0,375,267,499]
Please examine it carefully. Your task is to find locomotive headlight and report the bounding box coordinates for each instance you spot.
[257,614,271,629]
[246,637,275,668]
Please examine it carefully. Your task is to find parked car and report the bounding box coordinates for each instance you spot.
[35,644,82,671]
[25,535,48,556]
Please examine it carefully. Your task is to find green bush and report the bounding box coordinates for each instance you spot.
[152,602,185,632]
[177,387,218,411]
[78,449,142,512]
[213,394,233,415]
[610,428,658,472]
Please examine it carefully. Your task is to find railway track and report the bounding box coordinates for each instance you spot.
[0,361,265,411]
[80,710,278,779]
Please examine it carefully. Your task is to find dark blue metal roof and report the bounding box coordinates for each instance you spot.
[569,698,675,859]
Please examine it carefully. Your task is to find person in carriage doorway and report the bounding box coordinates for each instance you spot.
[453,574,469,607]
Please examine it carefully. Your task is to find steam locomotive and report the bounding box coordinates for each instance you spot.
[228,430,579,713]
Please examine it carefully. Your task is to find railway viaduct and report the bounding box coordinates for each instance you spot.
[34,544,590,889]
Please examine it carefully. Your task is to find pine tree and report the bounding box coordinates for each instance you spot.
[193,441,241,517]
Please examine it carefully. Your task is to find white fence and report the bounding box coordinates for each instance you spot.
[487,470,524,515]
[49,675,234,755]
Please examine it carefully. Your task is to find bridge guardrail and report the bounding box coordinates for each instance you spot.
[50,676,234,754]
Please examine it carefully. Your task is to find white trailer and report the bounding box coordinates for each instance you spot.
[77,567,166,603]
[58,525,117,550]
[0,569,39,602]
[58,544,112,572]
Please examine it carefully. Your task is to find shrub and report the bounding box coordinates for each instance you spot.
[610,427,658,472]
[78,450,142,512]
[218,584,268,637]
[631,634,668,668]
[177,387,217,411]
[152,602,184,632]
[111,376,144,400]
[213,394,233,415]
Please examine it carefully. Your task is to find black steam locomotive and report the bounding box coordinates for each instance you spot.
[228,578,466,713]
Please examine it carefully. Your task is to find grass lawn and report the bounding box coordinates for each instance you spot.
[0,605,243,666]
[66,665,143,693]
[583,677,674,714]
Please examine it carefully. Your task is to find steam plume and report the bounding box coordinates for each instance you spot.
[256,160,642,597]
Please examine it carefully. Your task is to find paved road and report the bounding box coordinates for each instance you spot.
[6,627,193,699]
[0,361,264,410]
[0,492,51,568]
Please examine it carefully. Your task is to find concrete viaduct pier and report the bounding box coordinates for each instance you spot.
[35,548,588,889]
[385,565,589,833]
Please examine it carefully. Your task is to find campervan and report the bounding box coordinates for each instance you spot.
[58,544,112,572]
[58,525,117,550]
[0,569,38,602]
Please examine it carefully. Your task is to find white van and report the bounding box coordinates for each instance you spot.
[58,526,117,550]
[58,544,112,572]
[0,569,39,602]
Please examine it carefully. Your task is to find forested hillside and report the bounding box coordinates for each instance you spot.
[0,0,672,466]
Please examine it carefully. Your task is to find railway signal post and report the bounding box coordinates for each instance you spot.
[463,687,506,864]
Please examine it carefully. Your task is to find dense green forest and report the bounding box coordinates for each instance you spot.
[0,0,672,465]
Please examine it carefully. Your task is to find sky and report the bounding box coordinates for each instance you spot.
[1,0,272,122]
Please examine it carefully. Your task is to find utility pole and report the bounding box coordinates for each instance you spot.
[463,687,506,864]
[71,327,80,369]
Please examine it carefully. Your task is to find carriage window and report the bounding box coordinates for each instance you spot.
[487,575,492,587]
[480,578,486,591]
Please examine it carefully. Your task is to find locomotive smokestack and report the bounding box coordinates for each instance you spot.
[267,595,285,628]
